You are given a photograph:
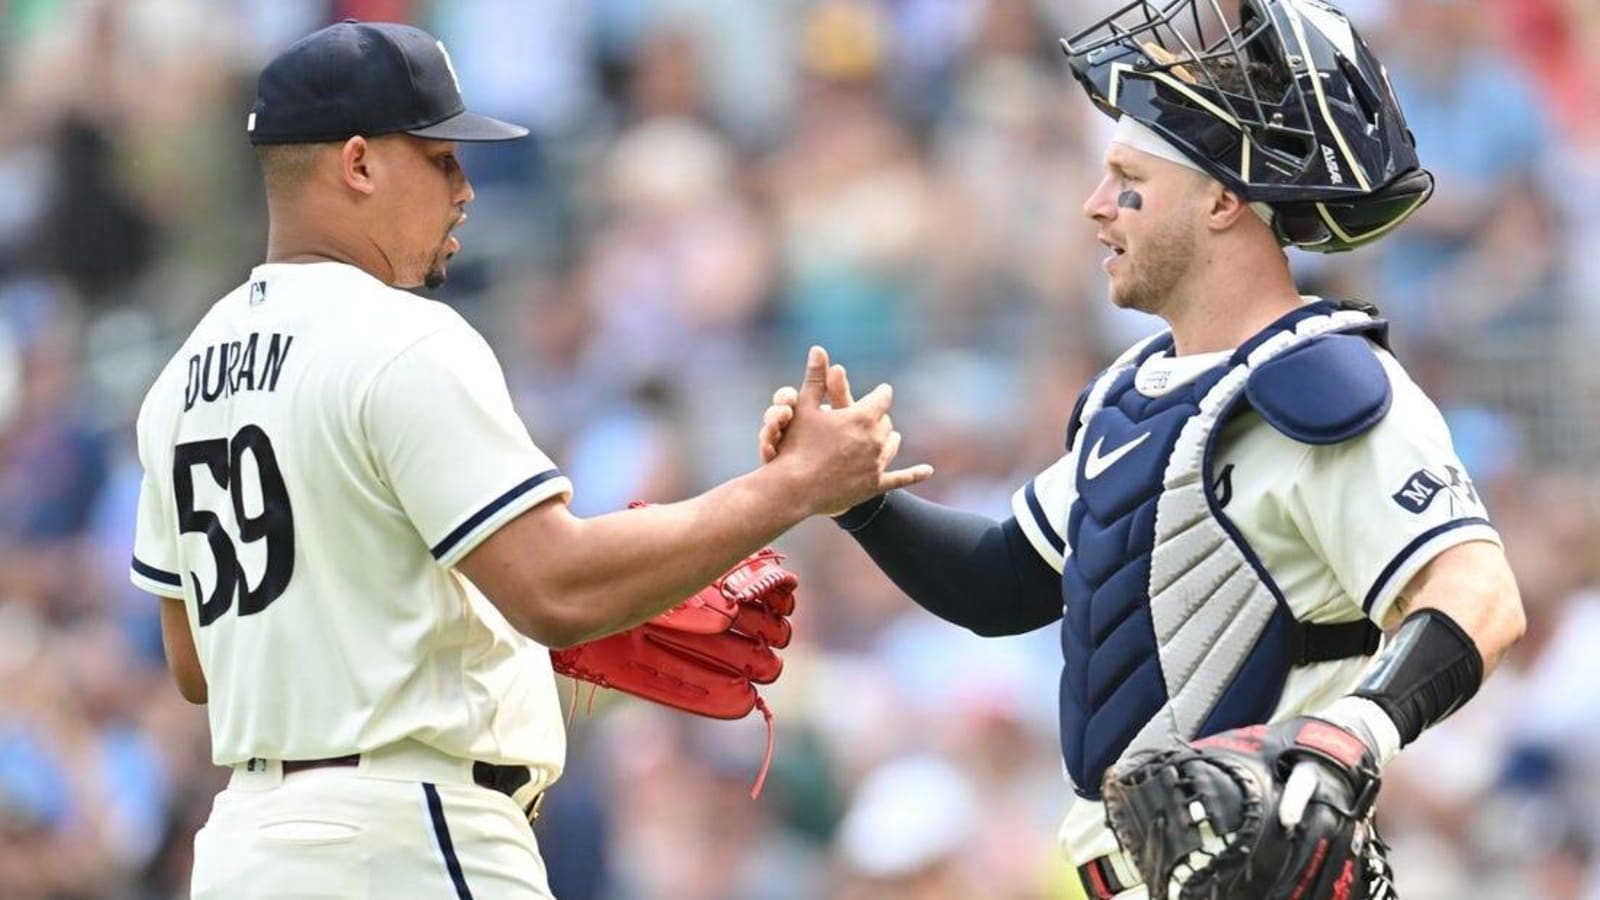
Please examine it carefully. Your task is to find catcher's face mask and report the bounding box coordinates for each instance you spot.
[1061,0,1433,252]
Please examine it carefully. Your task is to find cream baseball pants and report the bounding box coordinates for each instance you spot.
[190,741,554,899]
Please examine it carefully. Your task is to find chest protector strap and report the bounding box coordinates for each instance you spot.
[1059,301,1387,799]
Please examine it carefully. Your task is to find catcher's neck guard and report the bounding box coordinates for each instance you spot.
[1061,0,1433,252]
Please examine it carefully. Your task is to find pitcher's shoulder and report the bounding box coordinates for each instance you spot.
[338,286,482,364]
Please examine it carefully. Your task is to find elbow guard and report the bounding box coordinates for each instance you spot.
[1352,608,1484,747]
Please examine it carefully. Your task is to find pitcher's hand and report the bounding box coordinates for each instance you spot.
[760,358,874,462]
[764,347,930,517]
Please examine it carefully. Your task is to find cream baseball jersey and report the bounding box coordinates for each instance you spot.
[1011,304,1500,867]
[130,262,571,779]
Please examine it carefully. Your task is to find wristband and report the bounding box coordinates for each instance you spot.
[1352,607,1483,747]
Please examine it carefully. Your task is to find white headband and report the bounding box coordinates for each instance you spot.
[1111,116,1205,174]
[1110,116,1275,226]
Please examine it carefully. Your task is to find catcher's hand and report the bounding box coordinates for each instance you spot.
[1101,717,1387,900]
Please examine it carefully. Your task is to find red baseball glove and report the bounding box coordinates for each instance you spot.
[550,541,798,796]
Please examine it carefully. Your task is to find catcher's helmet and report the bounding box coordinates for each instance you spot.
[1061,0,1432,252]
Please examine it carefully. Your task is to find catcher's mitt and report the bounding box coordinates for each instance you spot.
[1101,717,1392,900]
[550,537,798,796]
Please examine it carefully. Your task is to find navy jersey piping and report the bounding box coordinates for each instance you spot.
[1362,517,1492,614]
[132,556,183,586]
[430,469,562,560]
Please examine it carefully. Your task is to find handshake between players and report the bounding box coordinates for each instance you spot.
[757,350,888,498]
[760,345,932,516]
[540,343,927,795]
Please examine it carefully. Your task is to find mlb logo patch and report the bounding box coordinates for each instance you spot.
[250,281,267,306]
[1392,469,1447,513]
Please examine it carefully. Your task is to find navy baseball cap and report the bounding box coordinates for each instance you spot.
[248,20,528,145]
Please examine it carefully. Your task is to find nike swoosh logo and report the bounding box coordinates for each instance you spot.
[1083,432,1151,480]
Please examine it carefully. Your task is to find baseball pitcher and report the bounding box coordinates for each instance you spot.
[130,20,929,899]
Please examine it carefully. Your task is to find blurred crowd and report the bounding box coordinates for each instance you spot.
[0,0,1598,897]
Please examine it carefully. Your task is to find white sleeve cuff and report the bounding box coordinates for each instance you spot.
[130,557,185,599]
[1362,519,1499,622]
[1012,480,1067,573]
[431,470,573,568]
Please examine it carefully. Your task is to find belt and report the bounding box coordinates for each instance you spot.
[280,755,546,823]
[1077,852,1134,900]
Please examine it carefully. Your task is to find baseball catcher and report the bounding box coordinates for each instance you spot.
[750,0,1524,897]
[551,522,799,796]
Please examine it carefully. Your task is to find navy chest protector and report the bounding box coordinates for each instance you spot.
[1060,301,1387,799]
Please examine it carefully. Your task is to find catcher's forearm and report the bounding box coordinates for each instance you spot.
[834,491,1062,636]
[1347,607,1484,749]
[1344,540,1524,748]
[1384,540,1524,674]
